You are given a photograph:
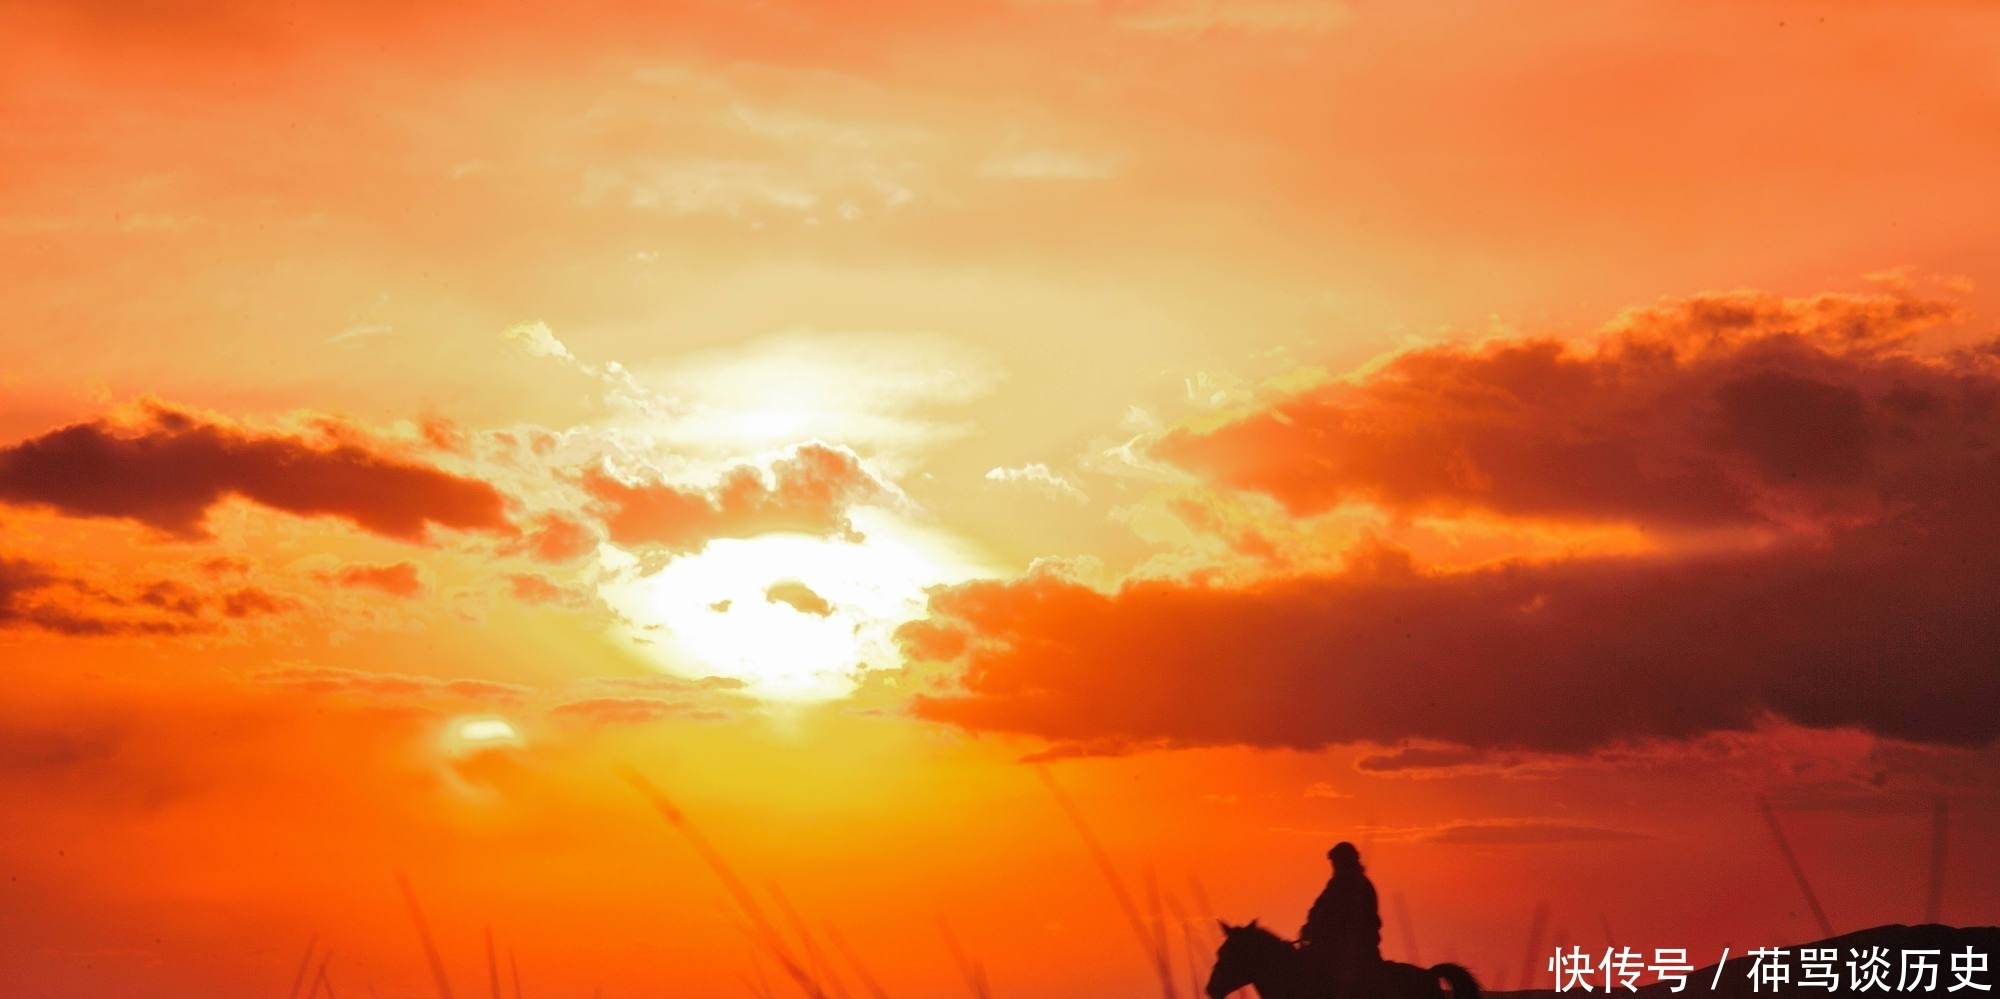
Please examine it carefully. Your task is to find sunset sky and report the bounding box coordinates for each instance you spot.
[5,2,2000,997]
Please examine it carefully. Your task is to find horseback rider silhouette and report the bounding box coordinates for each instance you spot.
[1299,841,1383,995]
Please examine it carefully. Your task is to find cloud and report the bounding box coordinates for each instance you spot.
[196,555,252,578]
[259,665,529,704]
[765,580,833,617]
[0,721,125,777]
[511,513,598,563]
[1119,0,1352,35]
[907,506,2000,753]
[507,573,586,605]
[319,562,424,598]
[0,708,195,815]
[1414,820,1647,846]
[1350,743,1560,780]
[419,417,467,453]
[581,673,749,695]
[547,697,729,727]
[984,462,1089,503]
[0,556,279,637]
[219,587,295,618]
[133,580,205,617]
[327,322,395,346]
[0,404,514,542]
[1016,737,1172,763]
[903,288,2000,756]
[1158,289,1971,532]
[583,442,893,551]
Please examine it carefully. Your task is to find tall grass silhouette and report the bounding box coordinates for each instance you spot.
[397,873,458,999]
[287,935,320,999]
[936,917,991,999]
[294,766,1228,998]
[1035,765,1180,999]
[311,950,336,999]
[771,884,851,999]
[618,765,832,999]
[1757,794,1836,938]
[822,921,891,999]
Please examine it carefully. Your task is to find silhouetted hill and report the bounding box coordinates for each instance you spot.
[1489,924,1999,998]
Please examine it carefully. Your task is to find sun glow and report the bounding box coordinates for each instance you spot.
[595,508,989,700]
[444,716,523,755]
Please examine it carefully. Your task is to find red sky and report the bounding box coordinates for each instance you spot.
[4,2,2000,997]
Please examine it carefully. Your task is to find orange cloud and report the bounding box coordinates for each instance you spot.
[548,697,730,726]
[258,665,528,705]
[507,573,582,605]
[514,513,597,563]
[0,556,288,636]
[196,555,253,578]
[0,404,514,542]
[581,442,890,551]
[218,587,295,618]
[319,561,424,598]
[1395,819,1648,846]
[1159,290,1973,531]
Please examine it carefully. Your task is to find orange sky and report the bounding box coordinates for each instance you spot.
[5,2,2000,997]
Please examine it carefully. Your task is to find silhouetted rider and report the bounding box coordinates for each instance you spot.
[1300,841,1382,994]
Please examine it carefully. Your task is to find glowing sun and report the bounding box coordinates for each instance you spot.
[595,508,987,700]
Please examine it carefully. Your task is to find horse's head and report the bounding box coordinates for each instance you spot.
[1207,919,1291,999]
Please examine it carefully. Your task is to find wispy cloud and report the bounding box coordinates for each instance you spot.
[327,323,396,346]
[984,462,1088,503]
[1120,0,1351,34]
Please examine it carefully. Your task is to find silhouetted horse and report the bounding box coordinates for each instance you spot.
[1207,920,1480,999]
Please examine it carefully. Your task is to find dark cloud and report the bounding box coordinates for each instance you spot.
[1158,290,1979,531]
[0,556,221,637]
[133,579,205,617]
[904,290,2000,756]
[0,721,126,776]
[218,586,295,618]
[906,508,2000,754]
[196,555,253,578]
[582,442,889,550]
[1354,744,1504,774]
[1018,738,1168,764]
[0,712,194,813]
[0,404,515,542]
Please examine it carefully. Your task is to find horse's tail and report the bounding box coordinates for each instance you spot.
[1430,963,1481,999]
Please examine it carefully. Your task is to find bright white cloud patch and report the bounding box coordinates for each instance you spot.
[594,507,991,700]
